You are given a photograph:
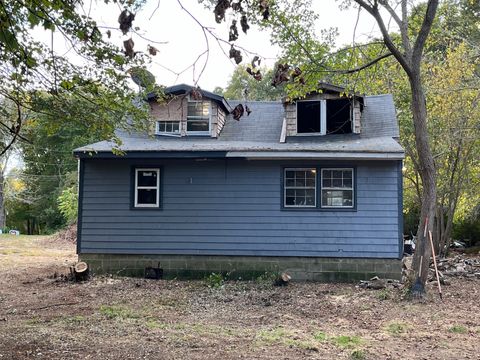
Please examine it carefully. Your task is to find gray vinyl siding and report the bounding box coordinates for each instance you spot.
[79,159,402,259]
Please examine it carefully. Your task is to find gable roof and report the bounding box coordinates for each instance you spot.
[147,84,231,113]
[75,93,404,160]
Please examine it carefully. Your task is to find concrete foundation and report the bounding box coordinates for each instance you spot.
[79,254,402,282]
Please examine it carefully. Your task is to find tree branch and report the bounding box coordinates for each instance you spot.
[354,0,412,76]
[378,0,412,57]
[412,0,439,65]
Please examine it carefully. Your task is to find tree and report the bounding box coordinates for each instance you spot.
[0,0,155,156]
[220,65,285,101]
[8,93,108,233]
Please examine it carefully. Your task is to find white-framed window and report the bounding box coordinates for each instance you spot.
[296,100,326,135]
[284,168,317,207]
[156,121,180,134]
[321,168,354,208]
[187,100,210,134]
[134,168,160,208]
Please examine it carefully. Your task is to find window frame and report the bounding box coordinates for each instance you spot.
[186,99,211,135]
[155,120,180,135]
[320,167,355,209]
[283,167,317,208]
[296,100,326,136]
[281,166,356,211]
[132,167,161,209]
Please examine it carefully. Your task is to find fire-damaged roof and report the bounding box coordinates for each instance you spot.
[75,90,403,160]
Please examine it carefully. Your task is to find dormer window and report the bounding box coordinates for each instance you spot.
[296,99,353,135]
[156,120,180,134]
[187,100,210,134]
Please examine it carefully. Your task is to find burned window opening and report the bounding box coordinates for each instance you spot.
[326,99,352,134]
[297,101,321,133]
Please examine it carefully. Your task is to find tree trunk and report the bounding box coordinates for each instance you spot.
[409,71,437,293]
[0,171,5,230]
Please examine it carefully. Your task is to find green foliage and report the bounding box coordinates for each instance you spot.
[221,65,285,101]
[256,271,278,285]
[204,272,225,288]
[5,96,108,234]
[57,185,78,224]
[0,0,153,156]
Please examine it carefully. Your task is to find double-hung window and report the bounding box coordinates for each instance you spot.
[321,168,354,208]
[187,100,210,134]
[134,168,160,208]
[284,168,317,207]
[283,167,355,209]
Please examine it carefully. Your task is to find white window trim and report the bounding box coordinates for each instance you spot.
[296,100,326,136]
[321,167,354,208]
[134,168,160,208]
[186,98,211,135]
[284,167,317,208]
[155,120,180,135]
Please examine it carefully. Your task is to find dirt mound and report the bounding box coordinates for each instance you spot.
[49,223,77,244]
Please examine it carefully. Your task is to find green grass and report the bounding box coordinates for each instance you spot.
[386,321,409,335]
[313,331,327,341]
[257,327,318,350]
[99,305,139,320]
[449,325,467,334]
[145,320,168,329]
[332,335,362,348]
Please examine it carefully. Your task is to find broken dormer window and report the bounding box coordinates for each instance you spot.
[326,99,352,134]
[296,99,353,135]
[297,100,324,134]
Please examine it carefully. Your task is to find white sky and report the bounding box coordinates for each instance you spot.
[50,0,382,91]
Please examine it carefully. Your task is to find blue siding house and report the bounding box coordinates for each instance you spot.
[74,84,404,281]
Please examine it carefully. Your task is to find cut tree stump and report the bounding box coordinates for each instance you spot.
[274,272,291,286]
[72,262,89,281]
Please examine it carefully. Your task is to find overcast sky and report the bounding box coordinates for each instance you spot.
[56,0,383,91]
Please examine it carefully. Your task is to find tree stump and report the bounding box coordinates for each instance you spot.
[72,262,89,281]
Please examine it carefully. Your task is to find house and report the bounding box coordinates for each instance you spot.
[74,83,404,281]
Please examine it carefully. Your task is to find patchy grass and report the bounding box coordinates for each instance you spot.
[313,331,328,341]
[350,349,367,360]
[449,325,468,334]
[257,327,318,350]
[376,288,392,301]
[99,305,140,320]
[1,236,479,360]
[386,321,409,335]
[332,335,363,348]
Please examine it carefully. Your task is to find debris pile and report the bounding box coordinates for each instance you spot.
[431,255,480,282]
[358,276,401,290]
[50,223,77,244]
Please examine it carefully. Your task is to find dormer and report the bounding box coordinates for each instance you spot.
[147,84,230,138]
[285,83,363,137]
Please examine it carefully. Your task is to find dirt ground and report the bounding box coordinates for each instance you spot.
[0,235,479,360]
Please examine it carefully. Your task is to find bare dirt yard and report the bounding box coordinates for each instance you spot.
[0,235,479,360]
